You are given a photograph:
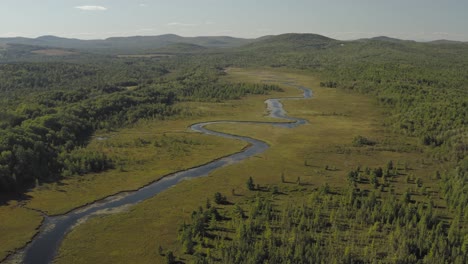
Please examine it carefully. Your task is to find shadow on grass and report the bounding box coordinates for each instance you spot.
[216,200,234,206]
[0,192,34,206]
[0,177,70,206]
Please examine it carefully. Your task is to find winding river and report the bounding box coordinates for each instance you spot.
[13,78,312,264]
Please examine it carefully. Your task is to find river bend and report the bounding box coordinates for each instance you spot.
[15,79,312,264]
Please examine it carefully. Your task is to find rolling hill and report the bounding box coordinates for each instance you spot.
[0,34,255,54]
[239,33,339,52]
[2,33,467,62]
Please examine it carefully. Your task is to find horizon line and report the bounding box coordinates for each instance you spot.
[0,32,466,43]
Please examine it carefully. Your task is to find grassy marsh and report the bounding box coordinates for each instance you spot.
[52,69,445,263]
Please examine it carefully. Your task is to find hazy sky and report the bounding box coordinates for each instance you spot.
[1,0,468,41]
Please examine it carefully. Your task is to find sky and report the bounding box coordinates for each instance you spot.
[1,0,468,41]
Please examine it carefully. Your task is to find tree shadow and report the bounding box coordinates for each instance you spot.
[0,177,70,205]
[254,187,270,192]
[0,192,34,206]
[209,226,232,233]
[216,200,233,206]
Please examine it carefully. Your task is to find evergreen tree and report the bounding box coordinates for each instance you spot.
[247,177,255,190]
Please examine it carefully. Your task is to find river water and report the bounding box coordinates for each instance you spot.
[14,79,312,264]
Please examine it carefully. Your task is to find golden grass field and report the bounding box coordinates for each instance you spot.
[46,69,445,263]
[0,203,43,261]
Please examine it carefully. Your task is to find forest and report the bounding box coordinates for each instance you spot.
[176,181,466,263]
[0,33,466,263]
[0,58,281,192]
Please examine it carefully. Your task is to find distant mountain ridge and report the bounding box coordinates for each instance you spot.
[154,42,208,53]
[428,39,465,44]
[0,34,256,54]
[0,33,466,56]
[369,36,415,43]
[238,33,339,52]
